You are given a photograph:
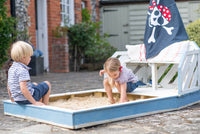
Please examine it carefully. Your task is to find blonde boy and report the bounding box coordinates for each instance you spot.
[7,41,51,106]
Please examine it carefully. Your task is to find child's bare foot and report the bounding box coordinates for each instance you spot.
[109,99,115,104]
[119,99,129,103]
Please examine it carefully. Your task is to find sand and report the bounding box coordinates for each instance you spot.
[48,95,118,110]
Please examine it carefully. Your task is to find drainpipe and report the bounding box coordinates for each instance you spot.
[10,0,16,17]
[10,0,16,42]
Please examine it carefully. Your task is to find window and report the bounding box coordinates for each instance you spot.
[60,0,74,26]
[81,1,85,9]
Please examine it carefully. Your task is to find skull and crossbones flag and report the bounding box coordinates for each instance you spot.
[144,0,189,59]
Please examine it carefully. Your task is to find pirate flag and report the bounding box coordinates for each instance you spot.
[144,0,189,59]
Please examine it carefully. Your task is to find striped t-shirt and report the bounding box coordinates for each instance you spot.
[8,62,34,101]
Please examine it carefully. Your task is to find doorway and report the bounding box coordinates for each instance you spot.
[35,0,49,71]
[101,6,129,50]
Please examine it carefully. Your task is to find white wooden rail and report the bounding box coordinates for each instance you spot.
[178,50,200,95]
[111,41,200,93]
[111,52,179,90]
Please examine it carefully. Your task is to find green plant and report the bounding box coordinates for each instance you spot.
[68,22,97,51]
[85,33,116,63]
[186,19,200,46]
[68,22,96,71]
[68,9,116,71]
[82,8,91,23]
[0,0,16,68]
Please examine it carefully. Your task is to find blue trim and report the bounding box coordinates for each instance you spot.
[177,90,200,107]
[73,96,178,125]
[3,102,74,127]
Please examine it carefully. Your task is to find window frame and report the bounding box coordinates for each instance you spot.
[60,0,74,27]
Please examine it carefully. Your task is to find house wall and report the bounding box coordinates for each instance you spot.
[5,0,11,16]
[91,0,100,22]
[75,0,99,23]
[47,0,63,72]
[5,0,99,72]
[6,0,37,47]
[48,0,99,72]
[74,0,82,23]
[74,0,92,23]
[100,0,200,50]
[28,0,36,47]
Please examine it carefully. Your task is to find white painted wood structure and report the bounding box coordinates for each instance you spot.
[178,50,200,95]
[112,41,200,95]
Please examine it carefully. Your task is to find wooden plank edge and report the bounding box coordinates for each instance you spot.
[4,112,75,129]
[50,89,105,97]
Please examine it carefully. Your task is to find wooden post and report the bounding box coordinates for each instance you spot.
[151,63,158,90]
[74,44,77,72]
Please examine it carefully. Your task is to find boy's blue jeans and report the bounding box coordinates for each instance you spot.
[15,82,49,104]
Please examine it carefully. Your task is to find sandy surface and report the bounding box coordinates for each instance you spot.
[48,95,117,110]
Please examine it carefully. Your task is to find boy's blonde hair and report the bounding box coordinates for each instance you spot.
[11,41,33,62]
[104,57,121,88]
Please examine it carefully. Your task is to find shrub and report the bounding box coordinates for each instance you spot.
[52,26,68,38]
[68,9,116,71]
[0,0,16,68]
[85,33,116,63]
[186,19,200,46]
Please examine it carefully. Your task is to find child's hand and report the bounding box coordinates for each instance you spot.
[33,101,45,106]
[11,98,15,102]
[99,70,105,76]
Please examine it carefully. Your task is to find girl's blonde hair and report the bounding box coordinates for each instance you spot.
[104,57,121,88]
[11,41,33,62]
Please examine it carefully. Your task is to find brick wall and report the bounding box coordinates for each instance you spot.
[28,0,36,47]
[83,0,92,10]
[47,0,61,72]
[75,0,99,23]
[47,0,70,72]
[95,0,100,22]
[74,0,94,23]
[74,0,82,23]
[5,0,11,16]
[51,37,69,72]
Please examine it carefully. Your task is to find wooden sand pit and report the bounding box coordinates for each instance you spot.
[48,91,155,110]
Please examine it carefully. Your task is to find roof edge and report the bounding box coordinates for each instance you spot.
[99,0,149,4]
[99,0,193,5]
